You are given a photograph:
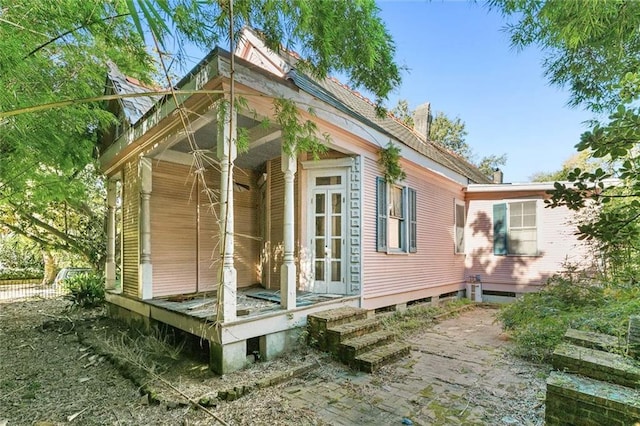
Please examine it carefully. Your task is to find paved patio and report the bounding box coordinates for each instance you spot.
[281,307,547,425]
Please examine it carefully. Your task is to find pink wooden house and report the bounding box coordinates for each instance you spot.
[99,29,588,373]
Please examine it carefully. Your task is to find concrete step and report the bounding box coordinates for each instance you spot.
[546,371,640,425]
[307,307,368,349]
[355,342,412,373]
[339,330,397,364]
[326,318,382,354]
[563,328,621,352]
[552,343,640,389]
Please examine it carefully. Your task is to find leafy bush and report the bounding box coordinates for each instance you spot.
[0,267,43,280]
[498,275,639,362]
[63,272,105,308]
[0,234,43,270]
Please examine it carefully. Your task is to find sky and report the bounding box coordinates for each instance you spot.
[176,1,594,183]
[375,1,594,182]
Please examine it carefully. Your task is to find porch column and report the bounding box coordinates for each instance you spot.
[280,151,297,310]
[218,107,238,322]
[139,157,153,300]
[105,179,117,290]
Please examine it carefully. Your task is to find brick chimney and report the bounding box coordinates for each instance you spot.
[413,102,432,140]
[493,168,504,184]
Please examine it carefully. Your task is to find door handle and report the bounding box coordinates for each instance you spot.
[324,246,330,257]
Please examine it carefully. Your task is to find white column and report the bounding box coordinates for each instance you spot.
[218,106,238,322]
[105,179,117,290]
[280,151,297,310]
[139,157,153,300]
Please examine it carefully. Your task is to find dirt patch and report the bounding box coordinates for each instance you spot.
[0,299,546,425]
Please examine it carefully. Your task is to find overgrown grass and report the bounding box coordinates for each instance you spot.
[497,276,640,362]
[381,298,471,337]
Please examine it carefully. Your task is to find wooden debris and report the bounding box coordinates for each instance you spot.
[67,408,88,422]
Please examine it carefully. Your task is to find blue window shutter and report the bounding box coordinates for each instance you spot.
[493,203,508,255]
[408,188,417,253]
[376,177,387,252]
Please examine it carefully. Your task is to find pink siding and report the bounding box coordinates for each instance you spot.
[465,195,590,293]
[151,161,260,298]
[362,156,467,309]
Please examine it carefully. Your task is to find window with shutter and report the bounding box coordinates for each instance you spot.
[376,177,416,254]
[493,201,538,256]
[409,188,417,253]
[376,177,387,252]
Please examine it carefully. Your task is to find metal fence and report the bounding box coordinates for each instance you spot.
[0,279,67,302]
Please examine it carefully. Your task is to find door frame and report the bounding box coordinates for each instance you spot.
[302,158,353,294]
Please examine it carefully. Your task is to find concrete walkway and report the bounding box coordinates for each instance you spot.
[281,306,546,425]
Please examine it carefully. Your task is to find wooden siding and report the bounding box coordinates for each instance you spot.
[362,155,467,309]
[122,160,139,298]
[151,161,198,297]
[231,168,261,289]
[268,156,284,288]
[150,160,260,298]
[465,195,590,293]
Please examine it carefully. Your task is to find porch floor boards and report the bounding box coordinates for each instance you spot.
[145,288,346,322]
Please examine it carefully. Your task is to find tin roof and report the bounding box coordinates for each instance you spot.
[106,61,161,124]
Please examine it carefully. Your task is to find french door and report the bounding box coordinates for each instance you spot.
[311,180,346,294]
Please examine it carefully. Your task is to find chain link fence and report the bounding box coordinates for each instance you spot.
[0,278,67,302]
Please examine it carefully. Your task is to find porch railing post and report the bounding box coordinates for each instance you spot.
[218,105,238,322]
[280,151,297,310]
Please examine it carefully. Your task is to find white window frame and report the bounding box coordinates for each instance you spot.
[507,200,539,256]
[454,199,465,254]
[376,178,416,254]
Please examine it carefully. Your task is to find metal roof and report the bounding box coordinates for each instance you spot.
[106,61,161,124]
[285,69,490,184]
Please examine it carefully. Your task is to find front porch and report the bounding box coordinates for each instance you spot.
[106,288,359,374]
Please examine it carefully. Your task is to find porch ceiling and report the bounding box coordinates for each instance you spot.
[163,114,283,170]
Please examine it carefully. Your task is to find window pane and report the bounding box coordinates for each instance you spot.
[456,228,464,253]
[332,193,341,214]
[456,204,465,227]
[509,229,537,255]
[315,217,325,236]
[523,201,536,226]
[316,176,341,186]
[315,239,325,258]
[315,261,324,281]
[331,261,341,281]
[331,238,341,259]
[389,218,400,249]
[331,216,341,237]
[315,193,325,214]
[390,186,403,218]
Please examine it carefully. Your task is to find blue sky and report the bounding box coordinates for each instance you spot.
[376,1,593,182]
[177,1,593,182]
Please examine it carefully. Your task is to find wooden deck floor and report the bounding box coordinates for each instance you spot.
[145,288,347,322]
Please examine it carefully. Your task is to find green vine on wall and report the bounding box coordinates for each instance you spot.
[378,141,406,184]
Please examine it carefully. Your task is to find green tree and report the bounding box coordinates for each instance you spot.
[0,0,153,271]
[529,151,607,182]
[476,154,508,179]
[429,112,471,159]
[391,99,414,127]
[392,100,507,178]
[1,0,402,274]
[491,0,640,280]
